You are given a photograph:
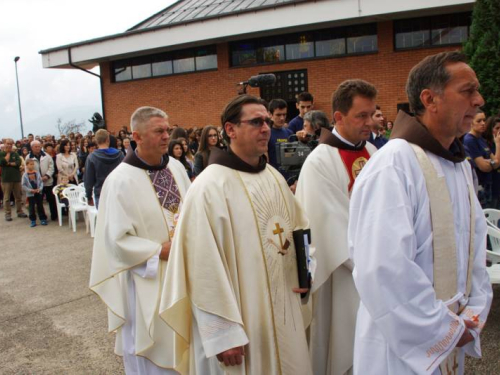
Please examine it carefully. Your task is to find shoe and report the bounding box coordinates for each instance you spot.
[5,216,12,222]
[41,220,48,226]
[18,213,28,218]
[30,221,37,227]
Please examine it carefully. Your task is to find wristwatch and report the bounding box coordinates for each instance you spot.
[490,159,496,169]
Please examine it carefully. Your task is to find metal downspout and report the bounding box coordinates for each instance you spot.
[67,48,106,125]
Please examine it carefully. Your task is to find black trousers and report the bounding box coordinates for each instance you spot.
[28,194,47,221]
[43,185,57,220]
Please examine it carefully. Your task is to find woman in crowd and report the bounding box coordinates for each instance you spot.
[483,116,500,209]
[56,139,79,184]
[121,137,131,155]
[118,129,128,140]
[193,125,218,176]
[168,139,193,180]
[70,140,78,154]
[385,121,394,138]
[178,137,194,170]
[464,109,500,207]
[170,127,188,141]
[189,129,201,156]
[77,138,90,181]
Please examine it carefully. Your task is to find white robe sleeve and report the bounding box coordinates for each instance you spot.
[132,250,161,279]
[349,165,466,374]
[459,197,493,358]
[191,305,249,358]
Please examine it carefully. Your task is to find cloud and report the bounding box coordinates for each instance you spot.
[0,0,175,140]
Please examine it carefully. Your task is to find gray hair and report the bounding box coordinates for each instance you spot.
[31,140,41,147]
[130,106,168,132]
[406,51,467,116]
[303,110,330,131]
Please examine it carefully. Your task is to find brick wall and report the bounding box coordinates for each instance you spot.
[100,21,461,134]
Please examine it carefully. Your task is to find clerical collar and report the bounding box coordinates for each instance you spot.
[319,128,367,151]
[390,111,465,163]
[208,147,267,173]
[123,141,169,170]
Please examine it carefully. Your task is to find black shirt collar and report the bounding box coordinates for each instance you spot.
[123,141,169,170]
[319,128,367,151]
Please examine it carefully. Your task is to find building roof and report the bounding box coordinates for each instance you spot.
[39,0,475,70]
[130,0,307,31]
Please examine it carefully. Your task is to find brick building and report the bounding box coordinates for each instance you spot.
[40,0,475,134]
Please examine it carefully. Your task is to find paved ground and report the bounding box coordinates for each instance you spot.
[0,204,498,374]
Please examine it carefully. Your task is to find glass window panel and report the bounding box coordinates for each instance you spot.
[395,30,430,49]
[315,38,345,56]
[196,54,217,70]
[132,63,151,79]
[152,60,173,76]
[347,35,377,54]
[231,42,257,66]
[114,65,132,82]
[286,34,314,60]
[173,58,195,73]
[257,37,285,64]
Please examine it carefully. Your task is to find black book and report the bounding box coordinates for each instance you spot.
[293,228,311,299]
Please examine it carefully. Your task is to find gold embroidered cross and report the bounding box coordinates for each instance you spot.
[352,158,367,178]
[273,223,290,255]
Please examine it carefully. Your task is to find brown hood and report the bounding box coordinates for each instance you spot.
[123,140,169,170]
[390,111,465,163]
[319,128,367,151]
[208,147,267,173]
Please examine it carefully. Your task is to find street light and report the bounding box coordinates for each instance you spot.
[14,56,25,139]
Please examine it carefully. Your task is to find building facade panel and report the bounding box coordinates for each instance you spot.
[101,20,462,134]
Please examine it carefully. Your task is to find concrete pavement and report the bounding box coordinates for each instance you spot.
[0,205,498,374]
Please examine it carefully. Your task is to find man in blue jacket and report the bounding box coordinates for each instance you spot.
[84,129,124,208]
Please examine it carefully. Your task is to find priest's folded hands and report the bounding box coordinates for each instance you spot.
[456,319,479,347]
[217,346,245,366]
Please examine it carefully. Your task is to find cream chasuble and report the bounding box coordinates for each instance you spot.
[160,162,313,375]
[89,157,191,374]
[349,114,492,375]
[296,129,376,375]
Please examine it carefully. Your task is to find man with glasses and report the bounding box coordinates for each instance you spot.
[161,95,313,375]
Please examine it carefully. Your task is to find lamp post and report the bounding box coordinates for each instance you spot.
[14,56,25,139]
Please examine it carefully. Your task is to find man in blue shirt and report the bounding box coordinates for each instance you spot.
[368,105,388,149]
[267,99,293,177]
[288,92,314,134]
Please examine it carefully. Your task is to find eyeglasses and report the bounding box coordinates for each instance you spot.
[208,134,218,138]
[240,117,272,128]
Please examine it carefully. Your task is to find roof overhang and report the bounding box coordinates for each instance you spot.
[40,0,475,70]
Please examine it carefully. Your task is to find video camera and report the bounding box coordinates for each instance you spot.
[276,135,317,184]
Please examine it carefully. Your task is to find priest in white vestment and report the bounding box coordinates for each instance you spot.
[296,79,378,375]
[348,52,492,375]
[160,95,313,375]
[90,107,191,374]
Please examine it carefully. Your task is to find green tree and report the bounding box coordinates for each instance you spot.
[463,0,500,117]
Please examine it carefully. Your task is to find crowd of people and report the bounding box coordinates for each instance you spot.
[0,50,496,375]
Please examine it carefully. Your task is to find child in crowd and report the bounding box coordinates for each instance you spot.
[55,176,71,215]
[22,159,47,227]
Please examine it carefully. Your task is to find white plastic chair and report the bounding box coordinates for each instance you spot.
[486,225,500,255]
[486,263,500,284]
[52,184,76,226]
[79,193,98,238]
[62,186,88,233]
[484,208,500,229]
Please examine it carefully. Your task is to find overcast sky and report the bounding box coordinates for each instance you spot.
[1,0,177,140]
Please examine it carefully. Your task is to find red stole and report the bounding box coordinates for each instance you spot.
[338,148,371,192]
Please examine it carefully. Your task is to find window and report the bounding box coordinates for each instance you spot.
[152,54,173,76]
[230,24,377,67]
[111,45,217,82]
[285,33,314,60]
[114,61,132,82]
[347,24,378,54]
[395,12,471,50]
[196,46,218,70]
[131,57,152,79]
[315,29,346,57]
